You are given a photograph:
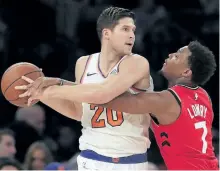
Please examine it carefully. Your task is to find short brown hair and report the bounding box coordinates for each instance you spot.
[96,6,135,40]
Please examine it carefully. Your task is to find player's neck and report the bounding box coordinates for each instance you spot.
[169,79,196,88]
[99,45,123,72]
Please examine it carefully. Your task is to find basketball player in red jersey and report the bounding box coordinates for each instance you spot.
[97,41,219,170]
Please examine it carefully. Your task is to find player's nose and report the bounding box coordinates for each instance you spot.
[129,31,135,39]
[168,53,173,58]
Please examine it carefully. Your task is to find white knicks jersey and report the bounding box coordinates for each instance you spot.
[79,53,154,157]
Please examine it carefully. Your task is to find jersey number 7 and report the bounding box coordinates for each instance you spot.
[90,104,124,128]
[194,121,208,154]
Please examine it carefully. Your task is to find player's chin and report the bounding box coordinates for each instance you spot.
[160,67,172,80]
[124,49,132,55]
[160,66,168,76]
[161,65,165,72]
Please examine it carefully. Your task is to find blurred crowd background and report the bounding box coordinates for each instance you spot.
[0,0,218,170]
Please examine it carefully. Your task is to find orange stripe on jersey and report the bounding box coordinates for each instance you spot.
[80,55,92,84]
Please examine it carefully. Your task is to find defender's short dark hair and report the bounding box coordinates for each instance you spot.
[188,41,216,85]
[0,129,14,142]
[96,6,135,40]
[0,157,22,170]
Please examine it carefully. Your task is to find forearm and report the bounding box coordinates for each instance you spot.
[41,78,81,121]
[101,93,140,114]
[43,83,106,104]
[40,96,82,121]
[100,92,149,114]
[50,78,77,86]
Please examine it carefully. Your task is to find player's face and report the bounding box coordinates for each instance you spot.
[161,46,192,81]
[109,17,136,55]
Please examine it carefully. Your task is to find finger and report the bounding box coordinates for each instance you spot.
[21,76,34,83]
[19,91,30,98]
[27,84,32,88]
[27,97,33,106]
[27,87,36,96]
[27,91,31,96]
[15,85,28,90]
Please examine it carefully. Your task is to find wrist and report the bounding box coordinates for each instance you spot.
[59,79,64,86]
[50,78,62,86]
[41,86,54,100]
[53,78,64,86]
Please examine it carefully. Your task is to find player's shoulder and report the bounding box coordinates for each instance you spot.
[76,55,90,65]
[128,53,149,62]
[76,52,100,65]
[122,53,149,67]
[75,55,91,75]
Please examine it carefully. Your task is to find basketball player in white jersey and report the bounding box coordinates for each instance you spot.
[16,7,153,170]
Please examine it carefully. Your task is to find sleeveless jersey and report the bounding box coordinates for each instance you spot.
[79,53,153,157]
[151,84,218,170]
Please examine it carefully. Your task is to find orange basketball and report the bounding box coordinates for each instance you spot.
[1,62,44,107]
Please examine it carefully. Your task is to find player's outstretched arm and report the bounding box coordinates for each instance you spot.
[38,56,89,121]
[16,76,82,121]
[100,90,179,116]
[43,55,150,104]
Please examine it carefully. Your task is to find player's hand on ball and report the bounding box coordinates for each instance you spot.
[15,76,44,105]
[15,75,60,106]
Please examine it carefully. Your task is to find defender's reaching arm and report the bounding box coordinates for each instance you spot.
[99,90,179,117]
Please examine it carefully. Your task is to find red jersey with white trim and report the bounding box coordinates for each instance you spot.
[151,84,218,170]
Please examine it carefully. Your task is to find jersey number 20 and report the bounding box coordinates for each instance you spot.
[90,104,124,128]
[194,121,208,154]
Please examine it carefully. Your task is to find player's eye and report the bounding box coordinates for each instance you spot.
[123,28,129,31]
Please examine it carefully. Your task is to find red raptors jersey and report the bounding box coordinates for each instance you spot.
[151,84,218,170]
